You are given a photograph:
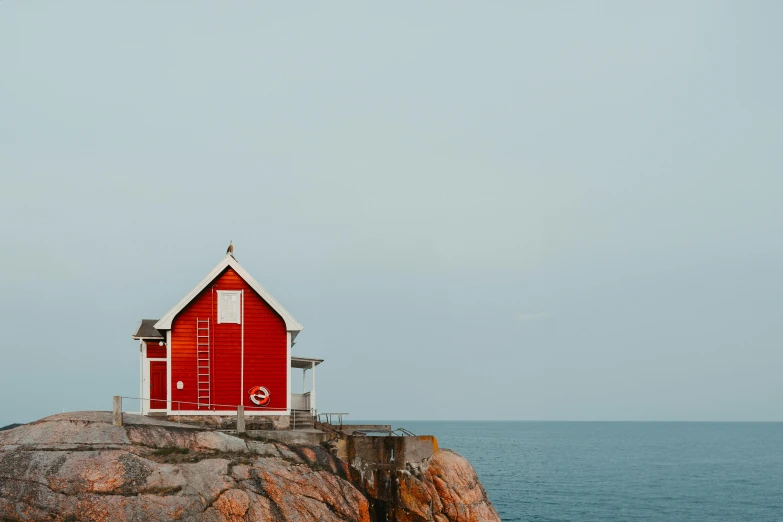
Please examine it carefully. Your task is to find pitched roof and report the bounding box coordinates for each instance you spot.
[153,255,303,339]
[132,319,164,340]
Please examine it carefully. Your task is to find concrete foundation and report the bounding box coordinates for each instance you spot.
[347,435,438,475]
[164,414,291,430]
[343,434,439,519]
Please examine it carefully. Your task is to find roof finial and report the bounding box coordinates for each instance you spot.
[226,240,234,258]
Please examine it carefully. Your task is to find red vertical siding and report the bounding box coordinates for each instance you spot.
[169,267,288,412]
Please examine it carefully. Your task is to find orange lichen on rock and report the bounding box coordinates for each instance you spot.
[393,450,500,522]
[212,489,251,521]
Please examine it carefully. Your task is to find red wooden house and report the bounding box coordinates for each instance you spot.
[132,254,321,420]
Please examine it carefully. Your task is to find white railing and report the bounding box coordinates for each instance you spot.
[290,392,311,410]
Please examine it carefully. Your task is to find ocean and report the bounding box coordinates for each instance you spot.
[367,421,783,521]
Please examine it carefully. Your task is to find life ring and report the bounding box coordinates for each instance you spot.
[248,386,271,406]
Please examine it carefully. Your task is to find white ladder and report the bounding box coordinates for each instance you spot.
[196,318,210,409]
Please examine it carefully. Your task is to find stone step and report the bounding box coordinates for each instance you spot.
[291,411,315,429]
[290,410,314,429]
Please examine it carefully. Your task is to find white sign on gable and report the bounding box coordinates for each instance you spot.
[217,290,241,324]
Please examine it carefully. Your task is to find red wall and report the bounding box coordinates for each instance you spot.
[170,267,288,412]
[146,342,166,359]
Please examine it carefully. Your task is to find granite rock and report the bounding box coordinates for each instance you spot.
[0,412,498,522]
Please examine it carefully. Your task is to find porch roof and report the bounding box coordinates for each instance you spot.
[132,319,164,340]
[291,356,323,369]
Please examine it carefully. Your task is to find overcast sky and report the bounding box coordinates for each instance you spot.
[1,2,781,425]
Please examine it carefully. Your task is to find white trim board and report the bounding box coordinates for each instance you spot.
[166,330,172,418]
[140,341,146,415]
[154,255,303,339]
[286,332,292,412]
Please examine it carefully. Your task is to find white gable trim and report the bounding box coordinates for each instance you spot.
[153,256,303,334]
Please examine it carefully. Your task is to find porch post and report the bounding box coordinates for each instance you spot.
[310,361,316,413]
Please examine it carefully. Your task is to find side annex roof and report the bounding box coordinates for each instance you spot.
[132,319,164,340]
[153,256,303,339]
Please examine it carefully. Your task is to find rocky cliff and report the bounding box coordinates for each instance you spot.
[0,412,500,522]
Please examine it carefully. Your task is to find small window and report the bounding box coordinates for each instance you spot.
[217,291,241,324]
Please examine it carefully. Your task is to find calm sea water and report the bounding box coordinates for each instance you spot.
[358,421,783,521]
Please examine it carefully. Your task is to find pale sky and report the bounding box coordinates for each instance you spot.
[1,2,781,425]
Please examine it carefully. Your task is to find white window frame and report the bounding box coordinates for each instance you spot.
[217,290,242,324]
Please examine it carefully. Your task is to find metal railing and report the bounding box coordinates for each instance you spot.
[121,396,249,413]
[318,412,349,427]
[351,427,417,437]
[117,396,247,429]
[115,396,309,432]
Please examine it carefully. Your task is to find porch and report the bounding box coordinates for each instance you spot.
[290,356,322,415]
